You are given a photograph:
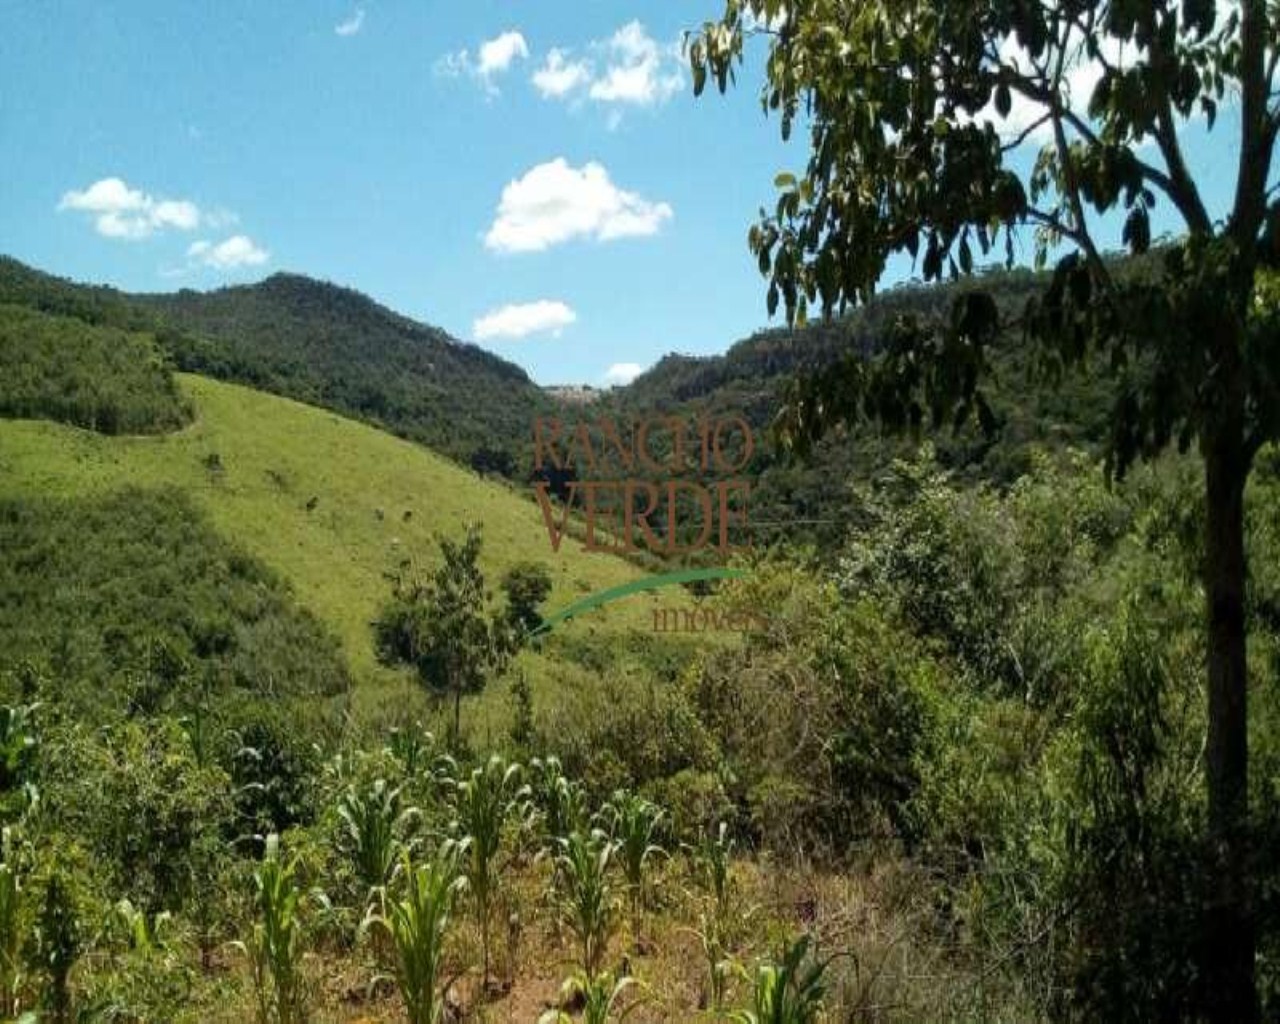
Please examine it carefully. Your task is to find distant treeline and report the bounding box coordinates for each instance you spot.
[0,303,192,435]
[595,263,1157,549]
[0,253,1135,520]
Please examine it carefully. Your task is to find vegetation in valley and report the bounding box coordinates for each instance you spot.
[0,438,1275,1020]
[689,0,1280,1017]
[3,0,1279,1008]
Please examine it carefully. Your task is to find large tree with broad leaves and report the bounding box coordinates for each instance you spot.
[689,1,1280,1018]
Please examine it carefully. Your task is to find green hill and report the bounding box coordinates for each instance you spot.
[606,268,1118,548]
[0,256,548,474]
[0,368,694,736]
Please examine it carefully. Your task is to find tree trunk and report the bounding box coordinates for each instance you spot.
[1203,403,1256,1022]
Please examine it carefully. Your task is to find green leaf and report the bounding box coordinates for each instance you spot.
[994,83,1012,119]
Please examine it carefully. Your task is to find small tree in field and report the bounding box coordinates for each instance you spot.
[501,561,554,635]
[375,525,515,746]
[690,2,1280,1019]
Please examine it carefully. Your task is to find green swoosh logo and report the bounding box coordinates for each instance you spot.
[530,567,748,637]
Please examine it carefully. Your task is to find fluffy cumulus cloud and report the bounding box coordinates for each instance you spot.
[473,299,576,341]
[335,7,365,37]
[437,30,529,93]
[186,235,269,270]
[58,177,201,240]
[531,21,684,112]
[603,362,644,386]
[532,48,593,99]
[484,158,673,254]
[478,30,529,76]
[588,21,683,106]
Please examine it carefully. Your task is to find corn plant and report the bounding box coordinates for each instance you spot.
[386,723,436,778]
[336,778,420,897]
[233,834,307,1024]
[364,845,466,1024]
[694,823,735,934]
[729,935,826,1024]
[0,703,40,822]
[110,898,174,955]
[529,756,588,849]
[538,970,641,1024]
[440,754,529,986]
[0,703,39,792]
[682,913,740,1016]
[553,829,618,978]
[600,790,664,945]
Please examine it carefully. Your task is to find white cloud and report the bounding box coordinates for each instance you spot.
[588,21,683,106]
[473,300,577,341]
[484,158,673,254]
[977,32,1142,146]
[532,48,593,99]
[533,21,685,116]
[478,30,528,76]
[187,235,269,270]
[434,50,470,78]
[603,362,644,386]
[335,8,365,37]
[58,177,202,240]
[436,29,528,94]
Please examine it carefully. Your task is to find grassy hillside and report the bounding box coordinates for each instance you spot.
[0,372,693,733]
[0,256,547,474]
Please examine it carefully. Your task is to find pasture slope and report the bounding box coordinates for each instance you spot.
[0,371,696,734]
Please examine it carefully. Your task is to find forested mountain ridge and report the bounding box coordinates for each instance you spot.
[604,266,1118,548]
[0,253,1116,535]
[0,256,549,471]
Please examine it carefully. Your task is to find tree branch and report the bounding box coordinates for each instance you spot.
[1025,206,1089,249]
[1000,112,1053,153]
[1000,70,1185,213]
[1233,0,1276,245]
[1134,5,1214,234]
[1044,21,1115,304]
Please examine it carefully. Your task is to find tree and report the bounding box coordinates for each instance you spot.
[375,525,516,746]
[690,3,1280,1019]
[500,561,554,635]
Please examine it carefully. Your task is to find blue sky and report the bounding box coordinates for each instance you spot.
[0,2,1251,386]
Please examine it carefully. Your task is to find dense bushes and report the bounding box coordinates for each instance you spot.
[658,446,1280,1019]
[0,303,191,434]
[0,488,350,712]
